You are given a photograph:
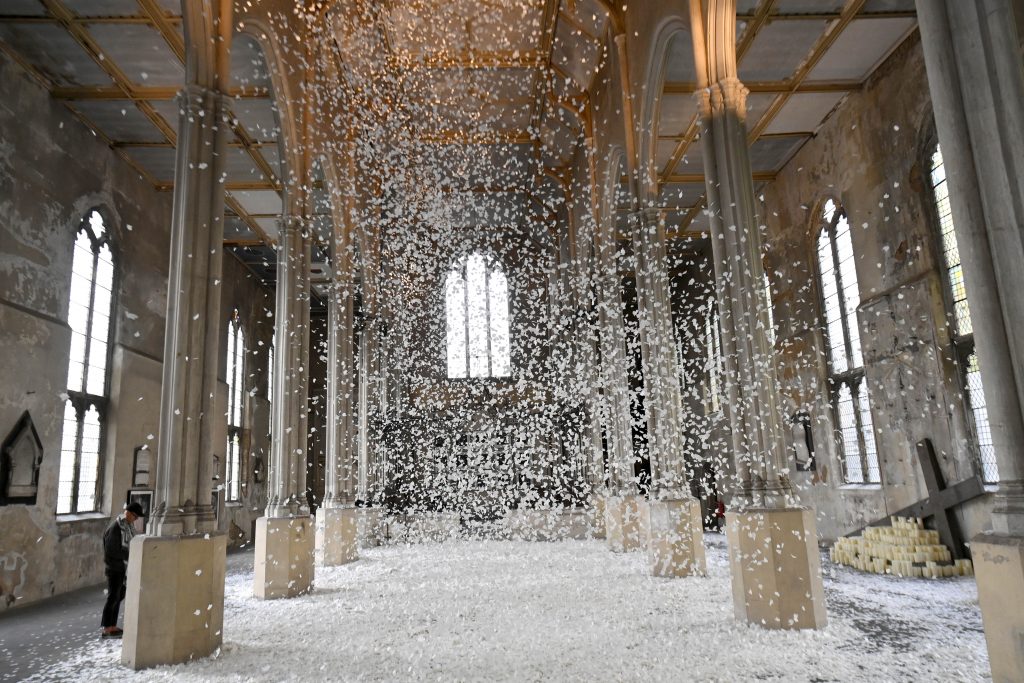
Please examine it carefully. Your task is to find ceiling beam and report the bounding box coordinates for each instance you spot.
[52,85,270,100]
[136,0,184,63]
[663,79,861,95]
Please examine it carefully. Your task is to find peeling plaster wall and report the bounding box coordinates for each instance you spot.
[0,49,172,610]
[0,50,274,609]
[759,33,993,543]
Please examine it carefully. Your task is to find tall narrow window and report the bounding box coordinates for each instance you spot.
[225,312,244,502]
[929,145,997,482]
[763,270,776,347]
[817,199,880,484]
[704,302,723,414]
[57,211,114,514]
[446,253,511,378]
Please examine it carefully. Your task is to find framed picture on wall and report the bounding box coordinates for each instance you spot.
[131,445,152,488]
[126,488,153,518]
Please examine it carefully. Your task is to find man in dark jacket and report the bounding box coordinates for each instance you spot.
[100,502,143,638]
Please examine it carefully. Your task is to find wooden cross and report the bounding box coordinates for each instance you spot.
[860,439,985,559]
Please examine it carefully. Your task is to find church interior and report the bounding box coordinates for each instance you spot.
[1,0,1023,680]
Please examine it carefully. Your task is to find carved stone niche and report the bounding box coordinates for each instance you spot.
[1,412,43,505]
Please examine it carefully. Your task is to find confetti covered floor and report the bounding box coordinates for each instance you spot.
[18,536,989,682]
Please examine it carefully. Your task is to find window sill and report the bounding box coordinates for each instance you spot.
[56,511,108,524]
[983,483,999,494]
[224,502,243,508]
[837,483,883,492]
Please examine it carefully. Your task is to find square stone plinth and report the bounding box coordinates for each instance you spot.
[972,532,1024,683]
[604,494,647,552]
[356,507,384,548]
[727,507,827,630]
[121,533,227,670]
[647,498,706,577]
[254,516,315,599]
[315,507,359,567]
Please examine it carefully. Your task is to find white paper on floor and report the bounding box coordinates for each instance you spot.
[28,538,988,682]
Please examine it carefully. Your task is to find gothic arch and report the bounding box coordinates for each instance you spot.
[636,15,690,206]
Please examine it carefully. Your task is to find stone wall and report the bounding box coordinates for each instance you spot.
[0,49,173,610]
[0,50,274,609]
[758,32,993,542]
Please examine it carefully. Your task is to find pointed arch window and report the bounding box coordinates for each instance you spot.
[928,145,997,482]
[57,211,114,514]
[445,253,511,379]
[225,311,245,502]
[817,199,880,484]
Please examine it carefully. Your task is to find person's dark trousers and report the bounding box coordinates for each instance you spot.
[101,572,126,628]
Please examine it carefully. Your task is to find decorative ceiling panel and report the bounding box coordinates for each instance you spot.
[122,145,176,182]
[738,19,829,82]
[807,17,916,82]
[87,24,184,86]
[0,23,113,86]
[762,92,846,134]
[73,99,166,141]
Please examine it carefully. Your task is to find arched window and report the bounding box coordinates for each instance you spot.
[445,253,511,379]
[57,211,114,514]
[817,199,880,484]
[225,311,245,502]
[928,145,997,482]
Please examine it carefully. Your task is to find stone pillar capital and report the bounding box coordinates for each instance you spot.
[696,76,749,119]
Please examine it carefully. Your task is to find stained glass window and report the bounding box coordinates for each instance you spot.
[929,145,997,482]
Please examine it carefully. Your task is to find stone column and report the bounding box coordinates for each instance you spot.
[629,208,705,576]
[316,266,359,565]
[916,1,1024,678]
[690,0,825,629]
[121,84,230,669]
[254,217,315,599]
[594,197,641,552]
[355,242,384,547]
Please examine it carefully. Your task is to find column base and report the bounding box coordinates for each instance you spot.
[604,494,647,552]
[121,533,226,670]
[589,494,607,539]
[972,532,1024,682]
[356,507,384,548]
[315,507,359,567]
[254,516,314,600]
[726,507,827,630]
[647,498,706,577]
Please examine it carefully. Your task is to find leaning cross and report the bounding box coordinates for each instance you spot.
[858,438,985,559]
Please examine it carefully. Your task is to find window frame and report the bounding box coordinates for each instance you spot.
[923,140,998,483]
[444,251,512,380]
[815,199,880,485]
[225,310,245,503]
[58,209,118,516]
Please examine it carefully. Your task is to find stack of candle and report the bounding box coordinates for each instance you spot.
[829,516,974,578]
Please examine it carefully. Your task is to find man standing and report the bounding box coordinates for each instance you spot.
[100,502,143,639]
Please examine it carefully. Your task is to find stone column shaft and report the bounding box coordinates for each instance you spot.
[324,275,357,507]
[150,85,230,536]
[265,217,313,518]
[697,78,790,508]
[631,210,689,497]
